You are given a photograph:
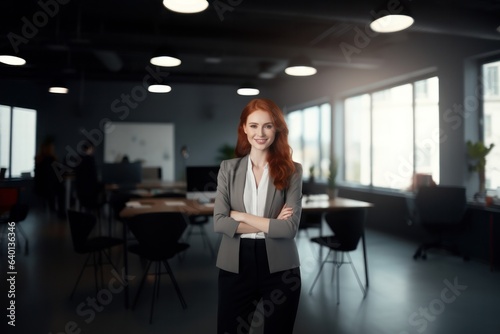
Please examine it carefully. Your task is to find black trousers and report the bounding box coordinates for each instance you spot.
[217,239,301,334]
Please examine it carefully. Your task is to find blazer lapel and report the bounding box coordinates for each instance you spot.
[233,155,248,212]
[264,175,277,218]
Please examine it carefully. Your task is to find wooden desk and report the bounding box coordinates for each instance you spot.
[107,180,186,192]
[119,196,373,308]
[120,198,213,217]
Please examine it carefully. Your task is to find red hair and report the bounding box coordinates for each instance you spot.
[235,98,295,190]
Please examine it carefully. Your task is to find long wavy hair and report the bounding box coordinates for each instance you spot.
[235,98,295,190]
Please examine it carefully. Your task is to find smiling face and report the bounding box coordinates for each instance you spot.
[243,109,276,153]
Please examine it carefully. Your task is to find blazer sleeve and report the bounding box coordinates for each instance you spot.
[213,160,240,237]
[267,163,303,239]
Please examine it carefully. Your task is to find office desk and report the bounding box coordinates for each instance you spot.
[119,196,373,308]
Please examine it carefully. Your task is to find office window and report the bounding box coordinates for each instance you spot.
[344,76,439,191]
[482,60,500,189]
[484,65,499,96]
[344,94,371,185]
[0,105,37,178]
[287,102,331,181]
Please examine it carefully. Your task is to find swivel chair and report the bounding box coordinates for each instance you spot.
[409,186,468,260]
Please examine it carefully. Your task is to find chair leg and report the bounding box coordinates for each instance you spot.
[309,249,332,295]
[93,252,100,296]
[70,253,92,300]
[101,248,121,275]
[336,253,341,305]
[346,253,366,298]
[149,262,160,324]
[132,261,153,310]
[162,260,187,309]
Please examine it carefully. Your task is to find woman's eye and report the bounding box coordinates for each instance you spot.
[265,125,274,129]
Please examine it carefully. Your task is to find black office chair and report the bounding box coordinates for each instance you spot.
[126,212,190,324]
[309,209,367,304]
[409,186,468,260]
[185,215,215,258]
[108,190,142,236]
[67,210,123,299]
[0,187,30,254]
[150,192,214,258]
[298,212,323,238]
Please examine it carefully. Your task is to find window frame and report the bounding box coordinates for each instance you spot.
[341,74,440,192]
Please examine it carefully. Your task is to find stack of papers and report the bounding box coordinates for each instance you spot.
[125,201,152,208]
[164,201,186,206]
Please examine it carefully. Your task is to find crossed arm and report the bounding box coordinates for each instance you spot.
[231,205,293,234]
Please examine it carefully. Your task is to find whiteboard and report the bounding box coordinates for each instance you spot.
[104,122,174,181]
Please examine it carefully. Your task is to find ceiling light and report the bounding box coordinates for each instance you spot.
[0,55,26,66]
[148,84,172,93]
[237,83,259,96]
[285,56,317,76]
[150,55,181,67]
[48,79,69,94]
[150,47,182,67]
[205,57,222,64]
[163,0,209,14]
[370,2,414,33]
[49,86,69,94]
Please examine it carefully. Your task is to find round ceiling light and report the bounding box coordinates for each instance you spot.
[163,0,209,14]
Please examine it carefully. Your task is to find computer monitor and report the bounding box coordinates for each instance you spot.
[186,166,219,202]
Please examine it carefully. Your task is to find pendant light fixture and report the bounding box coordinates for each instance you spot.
[150,46,182,67]
[48,81,69,94]
[0,55,26,66]
[163,0,209,14]
[237,83,259,96]
[284,56,317,76]
[370,1,414,33]
[148,84,172,93]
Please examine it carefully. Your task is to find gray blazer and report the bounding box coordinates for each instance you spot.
[213,155,303,273]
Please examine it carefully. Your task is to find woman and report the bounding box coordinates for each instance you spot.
[214,98,302,334]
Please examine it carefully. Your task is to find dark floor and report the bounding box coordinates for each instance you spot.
[1,207,499,334]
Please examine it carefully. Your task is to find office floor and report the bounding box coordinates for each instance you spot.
[1,207,499,334]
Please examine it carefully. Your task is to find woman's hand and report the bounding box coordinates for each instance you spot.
[230,210,244,222]
[277,204,293,220]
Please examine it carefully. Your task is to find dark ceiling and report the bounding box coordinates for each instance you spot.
[1,0,499,86]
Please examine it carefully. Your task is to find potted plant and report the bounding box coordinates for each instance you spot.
[216,143,236,162]
[327,158,338,199]
[466,140,495,196]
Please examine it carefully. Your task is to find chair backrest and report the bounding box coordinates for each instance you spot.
[324,209,366,251]
[8,204,29,222]
[109,191,142,220]
[127,212,188,253]
[67,210,97,252]
[0,187,19,213]
[414,186,466,225]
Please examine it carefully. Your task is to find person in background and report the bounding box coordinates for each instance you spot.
[74,141,104,211]
[34,137,65,218]
[213,98,303,334]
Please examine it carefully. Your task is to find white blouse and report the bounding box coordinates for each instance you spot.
[240,157,269,239]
